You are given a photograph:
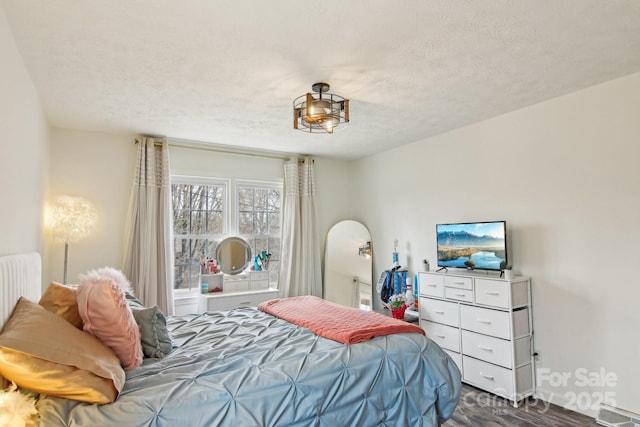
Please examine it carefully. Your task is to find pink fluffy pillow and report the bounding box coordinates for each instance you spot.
[77,267,143,371]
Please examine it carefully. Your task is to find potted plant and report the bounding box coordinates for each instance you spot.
[389,294,407,319]
[500,261,515,280]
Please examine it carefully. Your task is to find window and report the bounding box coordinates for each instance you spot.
[171,177,281,291]
[237,181,281,283]
[171,178,227,291]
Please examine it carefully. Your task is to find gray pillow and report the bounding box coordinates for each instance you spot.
[125,293,172,359]
[130,306,172,359]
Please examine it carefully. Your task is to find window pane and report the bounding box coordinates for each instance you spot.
[173,209,190,234]
[172,180,227,291]
[191,210,207,234]
[206,239,218,261]
[254,237,268,257]
[267,189,280,212]
[238,188,253,211]
[268,212,280,234]
[209,186,224,212]
[254,212,268,234]
[237,212,252,234]
[172,184,191,209]
[268,237,281,260]
[191,185,210,211]
[254,189,267,210]
[207,211,223,234]
[267,260,280,282]
[174,264,190,290]
[174,238,191,264]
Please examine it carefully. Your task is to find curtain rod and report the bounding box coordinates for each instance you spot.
[136,136,293,161]
[170,137,294,161]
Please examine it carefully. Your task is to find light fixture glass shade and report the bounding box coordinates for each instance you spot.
[293,83,349,134]
[358,242,372,258]
[46,195,97,243]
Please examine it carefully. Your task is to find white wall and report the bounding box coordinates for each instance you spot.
[47,129,136,284]
[0,8,49,265]
[47,137,352,286]
[349,72,640,416]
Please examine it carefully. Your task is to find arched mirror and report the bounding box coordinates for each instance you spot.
[324,220,372,310]
[216,237,252,275]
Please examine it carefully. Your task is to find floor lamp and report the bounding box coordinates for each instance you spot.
[47,195,97,284]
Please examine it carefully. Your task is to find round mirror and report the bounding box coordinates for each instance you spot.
[215,237,252,275]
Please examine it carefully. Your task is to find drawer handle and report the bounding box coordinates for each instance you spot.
[435,334,446,338]
[478,345,493,352]
[484,291,500,296]
[480,372,495,381]
[435,310,445,314]
[453,293,466,297]
[476,318,492,324]
[427,284,437,287]
[452,281,465,285]
[239,301,252,305]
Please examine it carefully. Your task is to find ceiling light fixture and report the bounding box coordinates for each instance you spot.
[358,242,372,258]
[293,82,349,134]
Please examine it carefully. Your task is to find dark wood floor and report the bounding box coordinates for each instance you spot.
[445,384,598,426]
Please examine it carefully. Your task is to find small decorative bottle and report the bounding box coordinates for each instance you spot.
[404,277,414,310]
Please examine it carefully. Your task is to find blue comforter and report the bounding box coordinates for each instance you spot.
[38,307,461,426]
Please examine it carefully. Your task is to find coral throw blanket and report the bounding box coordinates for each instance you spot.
[258,295,425,344]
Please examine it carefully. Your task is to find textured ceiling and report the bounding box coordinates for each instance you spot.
[3,1,640,159]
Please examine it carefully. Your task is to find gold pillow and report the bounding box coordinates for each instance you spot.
[0,297,125,404]
[39,282,83,329]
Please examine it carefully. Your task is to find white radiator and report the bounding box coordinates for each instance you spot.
[0,252,42,328]
[597,404,640,427]
[0,252,41,389]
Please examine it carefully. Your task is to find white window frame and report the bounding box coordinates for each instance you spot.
[171,175,230,294]
[236,179,283,283]
[170,175,283,293]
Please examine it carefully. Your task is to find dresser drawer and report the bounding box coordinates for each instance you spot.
[250,280,269,290]
[445,287,474,303]
[463,356,514,398]
[250,271,269,281]
[224,280,249,292]
[444,275,473,290]
[205,289,278,311]
[174,296,200,315]
[420,298,459,327]
[444,349,462,372]
[474,279,510,308]
[419,272,445,298]
[225,273,249,282]
[462,330,512,368]
[460,305,511,339]
[422,320,460,352]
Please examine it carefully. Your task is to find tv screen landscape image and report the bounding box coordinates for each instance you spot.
[436,221,507,271]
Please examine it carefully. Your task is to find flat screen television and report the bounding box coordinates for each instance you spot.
[436,221,508,271]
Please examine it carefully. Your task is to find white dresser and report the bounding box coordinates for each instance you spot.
[200,271,278,312]
[419,271,534,406]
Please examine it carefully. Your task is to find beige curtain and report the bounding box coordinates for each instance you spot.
[122,137,174,314]
[278,156,322,297]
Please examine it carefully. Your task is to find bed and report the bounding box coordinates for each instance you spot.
[0,253,461,426]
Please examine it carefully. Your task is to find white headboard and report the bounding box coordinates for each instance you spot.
[0,252,42,330]
[0,252,42,388]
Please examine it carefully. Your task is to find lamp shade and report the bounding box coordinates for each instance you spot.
[46,195,97,243]
[293,82,349,134]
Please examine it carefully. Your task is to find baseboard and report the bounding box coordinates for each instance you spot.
[534,386,598,419]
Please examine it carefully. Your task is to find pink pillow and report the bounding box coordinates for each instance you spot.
[77,268,143,370]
